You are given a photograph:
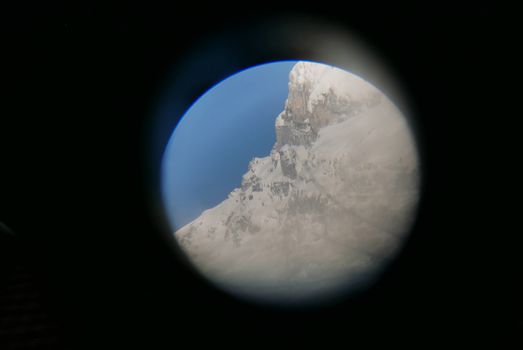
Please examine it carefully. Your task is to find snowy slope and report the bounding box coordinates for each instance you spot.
[175,61,420,304]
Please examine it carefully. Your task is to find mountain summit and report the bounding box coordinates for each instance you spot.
[175,61,419,304]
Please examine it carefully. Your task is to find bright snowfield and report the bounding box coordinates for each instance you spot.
[175,61,420,305]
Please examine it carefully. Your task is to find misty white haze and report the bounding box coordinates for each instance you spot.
[174,61,420,304]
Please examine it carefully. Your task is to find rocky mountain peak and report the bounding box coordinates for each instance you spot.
[275,62,381,150]
[174,61,419,304]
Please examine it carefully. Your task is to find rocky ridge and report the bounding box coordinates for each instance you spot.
[175,62,419,303]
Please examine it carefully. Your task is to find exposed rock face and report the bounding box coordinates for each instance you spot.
[275,62,381,150]
[174,62,420,304]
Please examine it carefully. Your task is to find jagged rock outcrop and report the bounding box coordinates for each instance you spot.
[174,61,420,304]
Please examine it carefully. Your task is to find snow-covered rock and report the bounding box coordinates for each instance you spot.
[175,61,420,304]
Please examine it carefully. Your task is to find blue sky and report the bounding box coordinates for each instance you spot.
[162,61,297,229]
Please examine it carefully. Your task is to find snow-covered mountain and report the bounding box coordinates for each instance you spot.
[175,61,420,304]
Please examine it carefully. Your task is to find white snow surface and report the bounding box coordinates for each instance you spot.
[174,61,420,304]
